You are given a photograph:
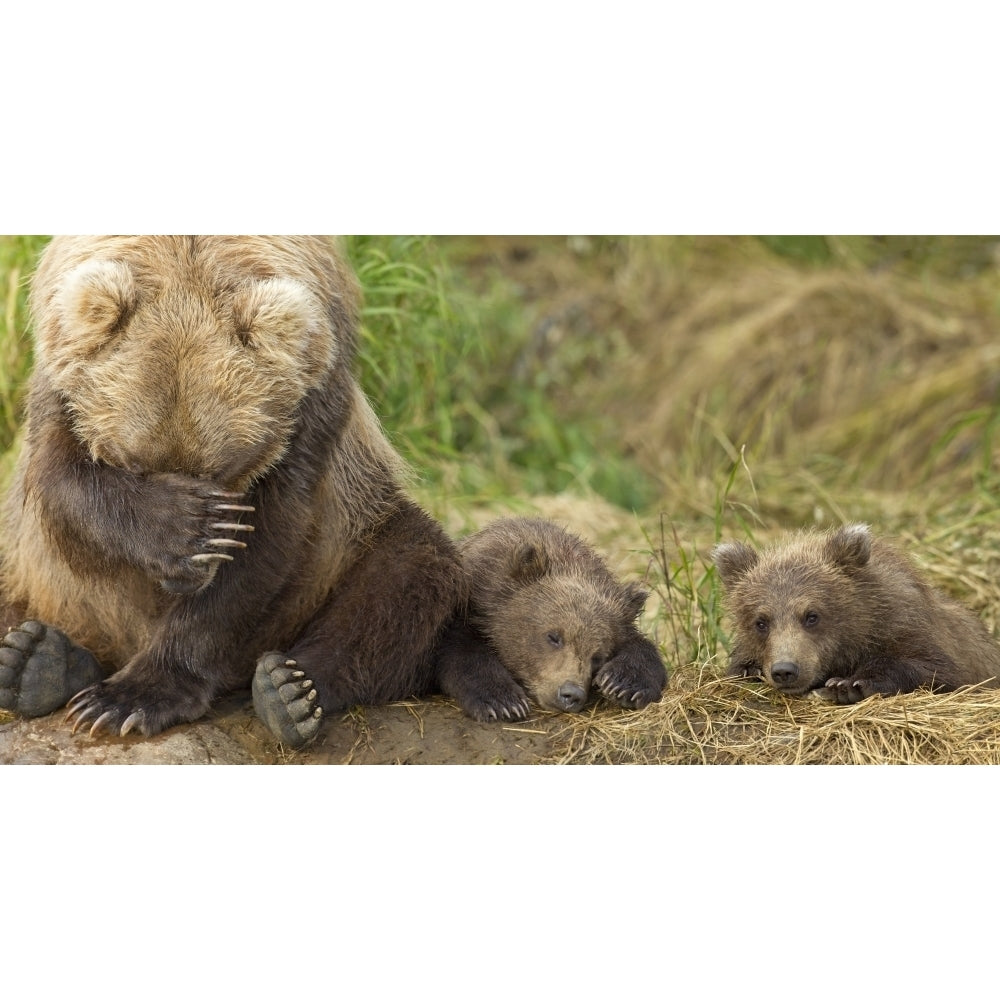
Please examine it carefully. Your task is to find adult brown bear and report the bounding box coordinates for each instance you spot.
[0,236,466,747]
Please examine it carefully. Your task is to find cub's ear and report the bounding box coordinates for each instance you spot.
[826,523,871,572]
[52,259,137,358]
[622,581,650,620]
[510,543,549,583]
[712,541,759,588]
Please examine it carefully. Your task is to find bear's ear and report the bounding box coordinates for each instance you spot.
[53,259,137,358]
[622,581,649,620]
[231,278,332,371]
[510,543,549,583]
[712,541,759,588]
[826,523,871,572]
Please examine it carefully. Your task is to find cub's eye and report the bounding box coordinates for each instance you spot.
[754,618,770,635]
[547,632,563,649]
[803,611,820,628]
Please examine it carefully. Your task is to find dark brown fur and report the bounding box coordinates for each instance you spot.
[0,235,466,736]
[436,517,667,719]
[714,523,1000,703]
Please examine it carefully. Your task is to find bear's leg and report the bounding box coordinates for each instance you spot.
[434,619,532,723]
[816,654,957,704]
[593,628,668,709]
[0,619,104,717]
[252,502,466,748]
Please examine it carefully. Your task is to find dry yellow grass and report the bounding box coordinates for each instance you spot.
[551,665,1000,765]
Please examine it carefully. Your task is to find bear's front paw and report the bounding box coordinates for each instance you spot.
[253,652,323,748]
[814,676,874,705]
[143,475,255,595]
[456,677,532,724]
[594,645,667,710]
[728,663,763,680]
[66,670,210,737]
[0,621,103,717]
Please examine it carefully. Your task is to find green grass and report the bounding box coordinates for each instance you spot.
[345,235,656,508]
[0,237,48,449]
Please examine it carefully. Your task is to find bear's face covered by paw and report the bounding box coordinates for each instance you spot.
[713,524,878,695]
[462,518,651,713]
[30,236,353,490]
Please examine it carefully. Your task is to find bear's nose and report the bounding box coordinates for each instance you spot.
[556,682,587,712]
[770,661,799,686]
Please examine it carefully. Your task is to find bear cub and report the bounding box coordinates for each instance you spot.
[714,522,1000,703]
[436,517,667,720]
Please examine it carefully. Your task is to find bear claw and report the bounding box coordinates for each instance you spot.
[0,621,103,717]
[815,676,870,705]
[594,658,664,710]
[253,652,323,748]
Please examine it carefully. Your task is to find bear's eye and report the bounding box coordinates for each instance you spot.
[547,632,563,649]
[754,617,770,635]
[803,611,820,628]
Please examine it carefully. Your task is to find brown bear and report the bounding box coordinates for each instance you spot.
[434,517,667,719]
[713,522,1000,703]
[0,235,468,748]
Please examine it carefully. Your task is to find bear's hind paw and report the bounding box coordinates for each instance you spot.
[0,621,103,718]
[253,652,323,748]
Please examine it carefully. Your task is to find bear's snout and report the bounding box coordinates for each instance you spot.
[556,681,588,712]
[770,661,800,687]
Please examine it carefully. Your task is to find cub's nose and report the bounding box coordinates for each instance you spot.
[556,682,587,712]
[770,661,799,686]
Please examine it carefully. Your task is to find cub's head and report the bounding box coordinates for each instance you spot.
[30,236,356,490]
[713,524,874,695]
[474,528,650,713]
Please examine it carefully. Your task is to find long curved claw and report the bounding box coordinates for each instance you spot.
[206,538,247,550]
[120,711,145,737]
[191,552,234,564]
[89,710,117,737]
[70,702,103,734]
[210,522,255,533]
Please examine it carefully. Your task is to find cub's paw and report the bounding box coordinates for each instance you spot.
[594,648,667,710]
[457,678,532,724]
[253,652,323,749]
[145,475,255,595]
[66,671,210,737]
[814,676,874,705]
[0,621,103,717]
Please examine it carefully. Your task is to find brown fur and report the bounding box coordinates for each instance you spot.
[436,517,666,719]
[0,235,465,736]
[714,523,1000,703]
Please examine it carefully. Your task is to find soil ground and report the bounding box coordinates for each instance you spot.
[0,693,583,764]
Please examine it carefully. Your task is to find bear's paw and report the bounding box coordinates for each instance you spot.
[814,676,874,704]
[252,652,323,748]
[65,669,212,737]
[139,475,255,595]
[0,621,103,717]
[594,645,667,710]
